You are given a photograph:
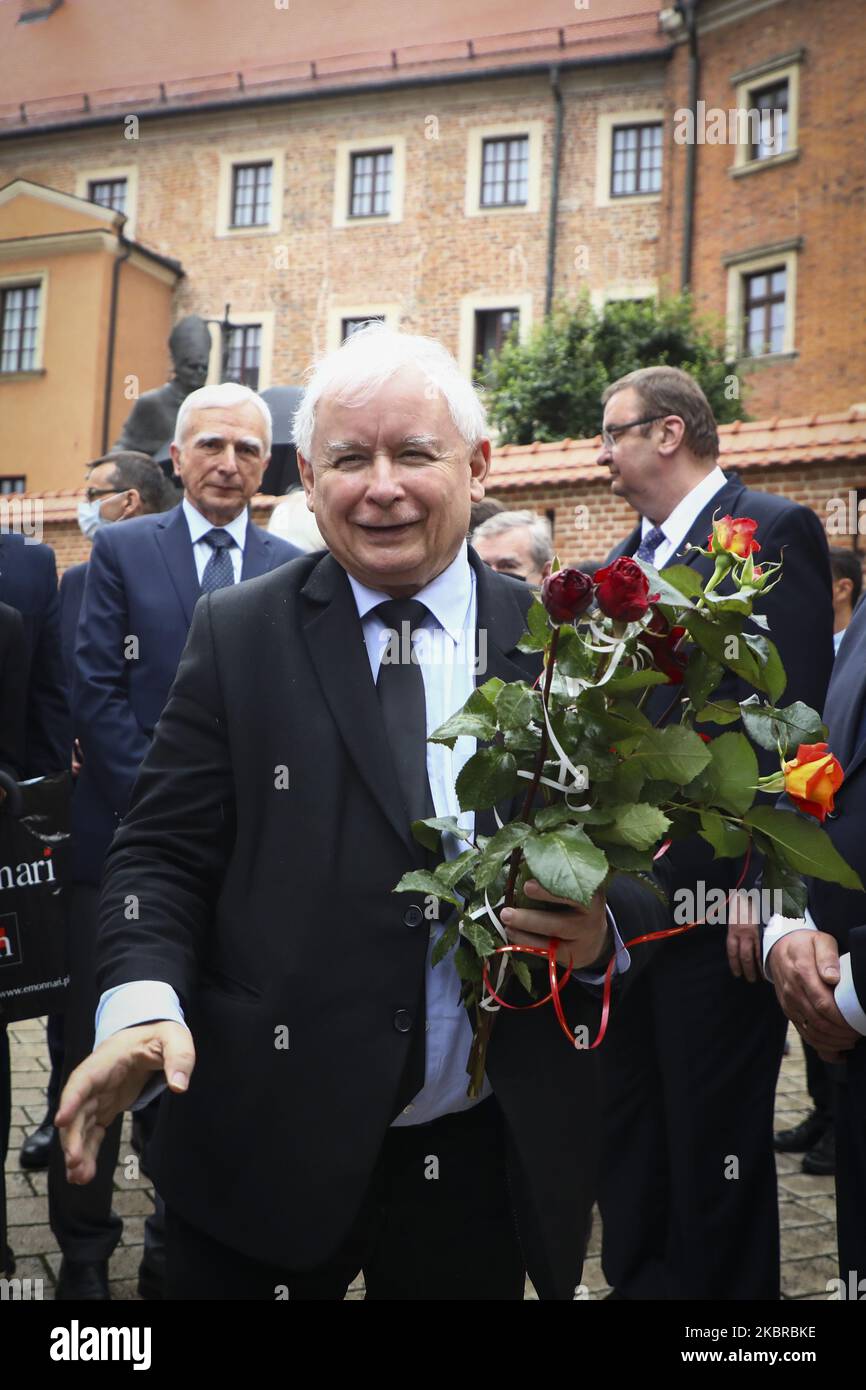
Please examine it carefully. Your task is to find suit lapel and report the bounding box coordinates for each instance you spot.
[153,505,200,628]
[824,601,866,779]
[240,521,273,581]
[660,478,745,575]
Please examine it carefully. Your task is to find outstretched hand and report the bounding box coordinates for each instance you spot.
[55,1021,195,1185]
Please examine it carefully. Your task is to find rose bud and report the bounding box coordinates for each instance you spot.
[541,567,594,624]
[708,514,761,559]
[643,622,688,683]
[593,557,656,623]
[782,742,844,824]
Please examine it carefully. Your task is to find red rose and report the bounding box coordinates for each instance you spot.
[708,514,761,559]
[643,622,688,683]
[541,568,594,624]
[593,557,656,622]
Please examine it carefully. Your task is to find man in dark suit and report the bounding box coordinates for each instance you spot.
[0,533,69,778]
[56,326,661,1301]
[763,594,866,1286]
[49,384,301,1300]
[595,366,835,1300]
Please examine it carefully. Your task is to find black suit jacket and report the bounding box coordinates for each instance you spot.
[97,547,665,1296]
[808,599,866,1008]
[71,504,301,883]
[59,560,87,685]
[0,600,27,779]
[0,534,70,776]
[606,476,835,895]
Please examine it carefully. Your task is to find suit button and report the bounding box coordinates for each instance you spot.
[393,1009,413,1033]
[403,905,424,928]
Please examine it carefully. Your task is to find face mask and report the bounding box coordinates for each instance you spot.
[77,498,109,540]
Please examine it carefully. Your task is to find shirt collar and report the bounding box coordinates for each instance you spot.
[347,541,473,644]
[642,465,728,547]
[182,496,249,550]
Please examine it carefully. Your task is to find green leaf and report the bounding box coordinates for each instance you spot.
[431,920,459,966]
[763,854,808,919]
[459,918,498,957]
[742,633,787,703]
[601,844,656,872]
[429,688,498,749]
[435,847,481,890]
[511,958,534,993]
[411,815,465,852]
[743,807,864,890]
[608,756,646,803]
[738,696,827,755]
[453,944,483,983]
[477,676,506,704]
[702,731,758,816]
[698,810,750,859]
[456,747,519,811]
[603,669,671,694]
[393,870,460,906]
[661,564,705,600]
[496,682,540,731]
[614,724,712,785]
[523,826,609,906]
[503,725,542,753]
[594,803,671,850]
[695,699,741,725]
[516,599,552,652]
[474,821,532,890]
[555,627,596,679]
[685,650,725,710]
[633,559,697,609]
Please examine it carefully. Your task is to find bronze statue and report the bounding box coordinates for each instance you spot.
[114,315,211,457]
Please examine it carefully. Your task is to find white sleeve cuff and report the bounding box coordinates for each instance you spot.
[94,979,187,1047]
[573,906,631,985]
[835,953,866,1036]
[762,909,818,980]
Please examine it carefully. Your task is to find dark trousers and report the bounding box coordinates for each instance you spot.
[0,1024,9,1265]
[599,924,788,1300]
[166,1097,526,1300]
[803,1039,841,1129]
[835,1043,866,1282]
[48,883,164,1266]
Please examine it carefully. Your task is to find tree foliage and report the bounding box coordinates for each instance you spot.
[481,294,748,446]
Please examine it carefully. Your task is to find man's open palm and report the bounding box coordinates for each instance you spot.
[55,1022,195,1185]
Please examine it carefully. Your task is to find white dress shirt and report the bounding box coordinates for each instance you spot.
[182,496,247,584]
[639,465,728,569]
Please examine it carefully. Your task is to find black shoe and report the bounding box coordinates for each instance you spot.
[19,1116,55,1170]
[55,1258,110,1301]
[137,1259,165,1301]
[774,1111,827,1153]
[802,1128,836,1176]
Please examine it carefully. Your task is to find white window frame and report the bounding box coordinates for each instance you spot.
[75,166,139,237]
[333,137,406,228]
[325,301,402,352]
[215,150,283,238]
[595,110,664,209]
[590,282,658,312]
[206,310,275,391]
[725,245,799,360]
[0,269,48,376]
[457,292,533,380]
[465,122,543,218]
[731,53,802,176]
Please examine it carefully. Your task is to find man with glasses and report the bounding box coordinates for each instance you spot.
[594,366,835,1301]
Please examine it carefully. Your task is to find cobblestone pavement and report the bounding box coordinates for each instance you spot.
[4,1017,836,1301]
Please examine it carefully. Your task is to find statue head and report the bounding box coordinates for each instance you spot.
[169,315,212,394]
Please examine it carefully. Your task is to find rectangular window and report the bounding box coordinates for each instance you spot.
[474,308,520,371]
[0,477,26,494]
[225,323,262,390]
[742,266,786,356]
[749,80,789,160]
[610,123,663,197]
[480,136,530,207]
[341,315,385,342]
[231,163,273,229]
[87,177,128,215]
[0,283,41,373]
[349,150,393,218]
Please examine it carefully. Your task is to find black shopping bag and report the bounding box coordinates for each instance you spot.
[0,769,71,1023]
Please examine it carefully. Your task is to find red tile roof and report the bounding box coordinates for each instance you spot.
[489,406,866,491]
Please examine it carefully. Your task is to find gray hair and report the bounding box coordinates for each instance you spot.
[472,509,553,571]
[292,323,488,459]
[174,383,273,455]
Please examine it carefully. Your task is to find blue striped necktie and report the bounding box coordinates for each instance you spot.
[635,524,666,565]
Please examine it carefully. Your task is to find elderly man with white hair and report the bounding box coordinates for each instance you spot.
[471,509,554,587]
[57,326,658,1301]
[50,383,301,1302]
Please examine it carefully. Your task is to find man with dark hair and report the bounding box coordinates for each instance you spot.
[595,365,835,1300]
[829,548,863,653]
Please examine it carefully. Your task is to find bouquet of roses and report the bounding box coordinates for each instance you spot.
[396,515,862,1096]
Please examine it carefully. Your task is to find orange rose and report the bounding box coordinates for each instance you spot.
[782,742,844,823]
[708,514,760,559]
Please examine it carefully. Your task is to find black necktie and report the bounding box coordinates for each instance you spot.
[200,528,236,593]
[375,598,436,826]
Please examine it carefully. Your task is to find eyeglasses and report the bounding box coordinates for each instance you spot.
[600,415,666,450]
[84,487,121,503]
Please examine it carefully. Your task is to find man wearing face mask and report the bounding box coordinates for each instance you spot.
[48,389,301,1300]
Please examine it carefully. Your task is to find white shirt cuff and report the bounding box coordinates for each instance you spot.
[573,906,630,985]
[94,980,188,1111]
[762,908,818,980]
[835,953,866,1036]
